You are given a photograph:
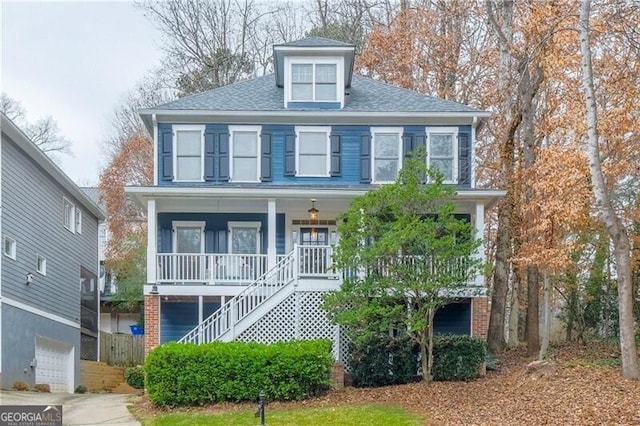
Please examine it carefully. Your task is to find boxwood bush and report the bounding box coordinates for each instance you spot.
[432,334,486,381]
[145,339,332,406]
[125,366,145,389]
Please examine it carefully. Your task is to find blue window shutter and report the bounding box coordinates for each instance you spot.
[161,128,173,181]
[204,130,216,181]
[360,134,371,183]
[261,133,272,182]
[284,133,296,176]
[330,134,341,177]
[204,229,215,253]
[415,134,426,152]
[458,133,471,186]
[216,229,227,253]
[403,134,414,159]
[218,132,229,181]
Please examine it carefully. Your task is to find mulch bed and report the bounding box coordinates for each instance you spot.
[133,342,640,425]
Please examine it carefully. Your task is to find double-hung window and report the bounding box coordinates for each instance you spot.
[4,236,16,260]
[230,126,261,182]
[296,126,330,177]
[174,125,205,181]
[372,128,403,183]
[427,127,458,183]
[291,63,338,102]
[37,255,47,275]
[63,197,75,233]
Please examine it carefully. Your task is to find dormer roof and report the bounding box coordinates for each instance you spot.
[273,36,356,88]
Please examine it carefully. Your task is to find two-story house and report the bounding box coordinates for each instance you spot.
[127,37,504,358]
[1,113,104,392]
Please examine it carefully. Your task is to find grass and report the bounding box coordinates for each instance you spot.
[140,404,425,426]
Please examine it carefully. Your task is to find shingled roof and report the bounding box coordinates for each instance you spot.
[274,36,355,48]
[151,74,482,114]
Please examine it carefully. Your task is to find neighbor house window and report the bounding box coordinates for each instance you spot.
[4,236,16,260]
[174,125,204,181]
[230,126,261,182]
[75,209,82,234]
[37,255,47,275]
[427,127,458,183]
[63,197,75,233]
[372,128,403,183]
[295,126,330,177]
[291,63,337,102]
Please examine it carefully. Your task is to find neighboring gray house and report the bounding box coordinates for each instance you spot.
[1,113,104,392]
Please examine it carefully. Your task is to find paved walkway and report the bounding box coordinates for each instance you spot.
[0,391,141,425]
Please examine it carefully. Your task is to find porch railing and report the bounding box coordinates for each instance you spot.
[156,253,268,284]
[297,245,336,277]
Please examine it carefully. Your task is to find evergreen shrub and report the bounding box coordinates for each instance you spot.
[144,339,332,406]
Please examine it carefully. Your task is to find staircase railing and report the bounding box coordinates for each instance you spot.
[178,248,298,344]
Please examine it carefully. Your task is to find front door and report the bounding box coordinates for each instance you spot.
[173,222,205,281]
[299,227,329,275]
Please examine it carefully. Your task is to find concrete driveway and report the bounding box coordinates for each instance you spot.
[0,391,140,425]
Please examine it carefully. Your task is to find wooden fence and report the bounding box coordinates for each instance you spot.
[100,332,144,367]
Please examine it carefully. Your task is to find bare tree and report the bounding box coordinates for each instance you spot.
[0,93,71,158]
[578,0,639,380]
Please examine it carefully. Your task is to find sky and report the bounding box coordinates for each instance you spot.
[1,0,163,186]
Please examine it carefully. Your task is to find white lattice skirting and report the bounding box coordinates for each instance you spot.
[237,291,350,365]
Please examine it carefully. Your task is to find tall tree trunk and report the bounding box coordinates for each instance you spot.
[578,0,639,380]
[539,272,552,360]
[488,203,510,352]
[526,265,540,355]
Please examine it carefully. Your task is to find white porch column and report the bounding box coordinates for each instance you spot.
[147,199,157,285]
[475,201,485,287]
[267,198,277,269]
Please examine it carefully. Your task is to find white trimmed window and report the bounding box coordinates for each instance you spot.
[372,127,403,183]
[427,127,458,183]
[63,197,75,233]
[285,57,343,106]
[174,125,205,182]
[295,126,330,177]
[4,236,16,260]
[37,255,47,275]
[230,125,261,182]
[75,209,83,234]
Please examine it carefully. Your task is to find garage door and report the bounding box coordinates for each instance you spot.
[35,337,74,393]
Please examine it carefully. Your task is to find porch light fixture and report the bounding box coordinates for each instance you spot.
[150,284,159,294]
[26,272,33,285]
[292,230,298,246]
[308,199,319,222]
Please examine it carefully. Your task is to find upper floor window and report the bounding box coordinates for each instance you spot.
[174,125,205,182]
[4,236,16,260]
[75,209,83,234]
[230,126,261,182]
[295,126,330,177]
[372,127,403,183]
[37,255,47,276]
[63,197,75,233]
[427,127,458,183]
[290,62,338,102]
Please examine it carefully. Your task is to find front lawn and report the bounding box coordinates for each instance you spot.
[139,404,424,426]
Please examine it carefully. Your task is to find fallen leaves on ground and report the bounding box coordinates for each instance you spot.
[133,342,640,425]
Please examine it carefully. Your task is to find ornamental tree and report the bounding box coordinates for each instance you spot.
[323,154,483,382]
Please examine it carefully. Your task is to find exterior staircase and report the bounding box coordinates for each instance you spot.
[178,249,298,344]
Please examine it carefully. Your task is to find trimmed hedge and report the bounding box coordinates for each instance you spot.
[432,334,486,381]
[125,366,145,389]
[145,339,332,406]
[349,334,486,386]
[350,334,420,387]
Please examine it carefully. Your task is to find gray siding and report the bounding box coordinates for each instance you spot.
[1,135,99,322]
[1,303,80,389]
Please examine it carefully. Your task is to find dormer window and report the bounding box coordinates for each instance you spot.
[292,64,337,101]
[285,57,344,108]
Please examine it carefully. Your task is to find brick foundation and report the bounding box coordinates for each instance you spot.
[471,297,489,339]
[144,295,160,355]
[330,362,345,390]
